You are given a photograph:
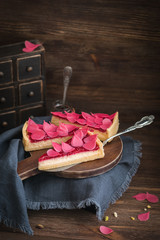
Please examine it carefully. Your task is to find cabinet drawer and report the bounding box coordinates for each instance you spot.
[0,60,13,85]
[17,55,41,81]
[0,111,16,133]
[19,80,43,105]
[19,105,45,123]
[0,86,15,110]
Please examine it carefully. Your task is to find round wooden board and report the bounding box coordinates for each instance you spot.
[54,136,123,179]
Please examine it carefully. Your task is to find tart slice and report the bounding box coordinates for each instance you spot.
[51,111,119,141]
[22,118,78,151]
[38,129,104,170]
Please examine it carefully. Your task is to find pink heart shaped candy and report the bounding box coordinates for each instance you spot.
[47,149,60,158]
[27,118,39,133]
[57,123,68,136]
[52,142,62,152]
[62,142,75,153]
[138,212,150,221]
[71,134,83,147]
[99,226,113,235]
[31,129,45,140]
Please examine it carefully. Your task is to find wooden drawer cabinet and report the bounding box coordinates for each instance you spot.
[19,80,43,105]
[0,40,46,133]
[17,55,41,81]
[0,60,13,85]
[0,111,16,133]
[0,86,15,110]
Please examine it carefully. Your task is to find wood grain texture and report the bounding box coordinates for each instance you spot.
[0,0,160,239]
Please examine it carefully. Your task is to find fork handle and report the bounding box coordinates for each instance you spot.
[103,115,155,146]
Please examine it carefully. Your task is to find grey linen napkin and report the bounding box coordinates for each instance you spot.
[0,116,142,235]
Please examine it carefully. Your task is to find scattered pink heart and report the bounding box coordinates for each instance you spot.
[132,193,147,201]
[132,192,159,203]
[138,212,150,221]
[99,226,113,235]
[146,192,159,203]
[23,40,41,52]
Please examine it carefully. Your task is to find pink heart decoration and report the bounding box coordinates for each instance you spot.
[132,193,147,201]
[146,192,159,203]
[81,112,92,120]
[132,192,159,203]
[99,226,113,235]
[46,131,58,138]
[86,121,96,128]
[94,116,103,124]
[51,112,66,118]
[57,123,68,136]
[65,124,78,133]
[109,112,117,120]
[93,113,110,118]
[65,111,80,123]
[83,135,97,150]
[76,118,87,125]
[23,41,41,52]
[138,212,150,221]
[52,142,62,152]
[83,134,97,143]
[80,128,88,138]
[43,121,57,133]
[74,129,84,139]
[47,149,60,158]
[71,134,83,147]
[62,142,75,153]
[27,118,39,133]
[31,129,45,140]
[100,118,112,130]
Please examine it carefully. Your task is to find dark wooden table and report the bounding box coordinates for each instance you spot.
[0,0,160,239]
[0,113,159,240]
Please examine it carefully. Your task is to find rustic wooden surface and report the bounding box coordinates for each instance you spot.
[0,0,160,239]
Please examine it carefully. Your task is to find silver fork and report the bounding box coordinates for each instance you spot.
[103,115,155,146]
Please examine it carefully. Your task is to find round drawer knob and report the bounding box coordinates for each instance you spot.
[26,66,33,72]
[0,97,6,103]
[28,91,35,97]
[0,71,4,77]
[2,121,8,127]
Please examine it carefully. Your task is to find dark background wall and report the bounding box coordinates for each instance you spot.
[0,0,159,128]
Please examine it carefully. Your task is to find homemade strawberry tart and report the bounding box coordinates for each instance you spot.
[22,118,79,151]
[51,111,119,141]
[38,129,104,170]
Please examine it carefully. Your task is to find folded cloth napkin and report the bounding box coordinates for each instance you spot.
[0,116,142,235]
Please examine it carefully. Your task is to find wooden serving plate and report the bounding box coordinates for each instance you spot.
[17,137,123,180]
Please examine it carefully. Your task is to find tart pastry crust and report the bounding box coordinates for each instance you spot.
[22,121,72,151]
[38,132,105,170]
